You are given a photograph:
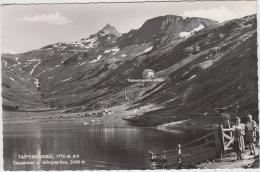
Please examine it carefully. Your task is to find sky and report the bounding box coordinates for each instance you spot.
[1,0,257,54]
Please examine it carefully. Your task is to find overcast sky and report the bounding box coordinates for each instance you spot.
[1,1,256,54]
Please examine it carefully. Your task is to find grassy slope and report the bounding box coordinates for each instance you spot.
[126,15,258,126]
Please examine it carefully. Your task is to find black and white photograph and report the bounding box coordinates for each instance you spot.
[1,0,259,170]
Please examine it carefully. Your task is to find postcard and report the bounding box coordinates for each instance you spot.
[1,0,259,170]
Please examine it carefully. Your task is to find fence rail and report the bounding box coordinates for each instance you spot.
[148,124,232,169]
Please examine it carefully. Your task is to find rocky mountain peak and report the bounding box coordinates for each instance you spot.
[140,15,217,33]
[97,24,121,37]
[118,15,217,48]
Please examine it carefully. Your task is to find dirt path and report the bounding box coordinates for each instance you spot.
[196,148,259,169]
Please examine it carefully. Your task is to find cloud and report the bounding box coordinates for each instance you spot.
[182,7,238,22]
[21,13,72,25]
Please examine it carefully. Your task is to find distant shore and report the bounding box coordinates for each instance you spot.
[2,104,163,127]
[2,103,221,133]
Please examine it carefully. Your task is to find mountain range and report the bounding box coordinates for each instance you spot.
[1,14,257,125]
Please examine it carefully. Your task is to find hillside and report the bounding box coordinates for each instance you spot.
[1,14,257,125]
[128,14,258,126]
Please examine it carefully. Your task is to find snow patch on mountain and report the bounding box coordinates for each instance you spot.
[199,60,214,69]
[73,42,84,47]
[3,60,8,66]
[99,32,107,36]
[57,77,72,83]
[27,59,41,62]
[112,47,120,54]
[9,77,15,81]
[36,68,50,77]
[77,61,88,66]
[193,24,205,32]
[23,63,32,68]
[61,57,68,64]
[187,75,196,81]
[179,24,205,38]
[104,49,111,53]
[34,78,40,88]
[163,96,180,104]
[89,55,103,63]
[73,36,99,49]
[49,65,61,71]
[15,57,21,65]
[29,61,41,75]
[51,91,58,94]
[182,71,189,76]
[199,56,222,69]
[81,37,98,48]
[179,32,191,38]
[104,47,120,54]
[144,46,153,53]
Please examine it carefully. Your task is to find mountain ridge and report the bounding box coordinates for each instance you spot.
[1,14,257,123]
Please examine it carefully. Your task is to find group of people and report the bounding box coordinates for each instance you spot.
[227,114,257,160]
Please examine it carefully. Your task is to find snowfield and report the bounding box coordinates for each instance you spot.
[27,59,41,62]
[82,37,98,48]
[9,78,15,81]
[104,47,120,54]
[36,68,51,77]
[29,62,41,76]
[89,55,103,63]
[187,75,196,81]
[15,57,21,65]
[144,46,153,53]
[3,60,8,66]
[73,36,99,49]
[199,60,214,69]
[34,78,40,88]
[57,77,72,83]
[179,24,205,38]
[77,61,89,66]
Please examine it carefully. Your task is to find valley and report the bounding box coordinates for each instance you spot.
[1,14,258,129]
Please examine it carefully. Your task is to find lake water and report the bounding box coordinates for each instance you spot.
[3,123,206,170]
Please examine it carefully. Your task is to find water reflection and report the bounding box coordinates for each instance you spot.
[36,127,42,170]
[3,123,205,170]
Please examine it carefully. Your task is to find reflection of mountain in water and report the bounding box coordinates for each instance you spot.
[3,124,206,170]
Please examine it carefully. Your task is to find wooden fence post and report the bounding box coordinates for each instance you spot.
[219,124,226,157]
[214,128,222,158]
[148,151,157,169]
[177,144,182,169]
[162,150,166,169]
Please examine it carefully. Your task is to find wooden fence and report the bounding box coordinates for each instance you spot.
[148,123,233,169]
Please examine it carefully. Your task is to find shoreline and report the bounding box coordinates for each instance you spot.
[2,105,259,169]
[2,103,221,133]
[2,104,163,127]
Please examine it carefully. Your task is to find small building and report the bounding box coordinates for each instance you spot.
[142,69,155,79]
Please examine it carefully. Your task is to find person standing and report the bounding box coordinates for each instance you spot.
[232,117,245,160]
[245,114,257,155]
